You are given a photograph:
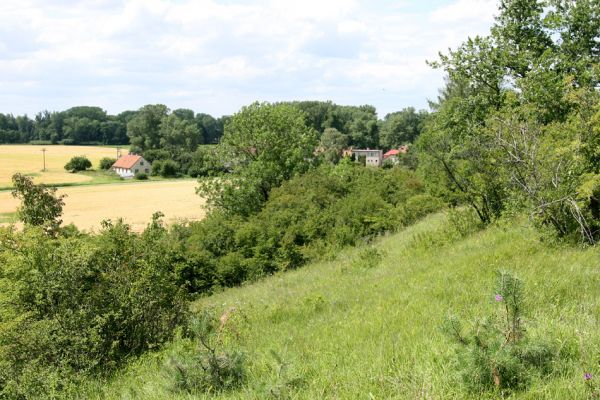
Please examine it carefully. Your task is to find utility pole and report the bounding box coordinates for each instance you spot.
[41,148,46,172]
[116,146,121,158]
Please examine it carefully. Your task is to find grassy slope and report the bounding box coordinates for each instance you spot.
[84,213,600,399]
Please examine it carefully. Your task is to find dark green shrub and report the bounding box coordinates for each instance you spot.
[151,159,163,176]
[143,148,171,163]
[161,159,180,177]
[99,157,117,170]
[152,159,180,177]
[0,218,188,398]
[444,271,559,394]
[64,155,92,172]
[183,164,440,295]
[134,171,148,180]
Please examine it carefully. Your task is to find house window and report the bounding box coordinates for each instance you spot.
[135,169,139,173]
[145,169,149,173]
[140,161,144,165]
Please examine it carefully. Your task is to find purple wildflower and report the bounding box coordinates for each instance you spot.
[584,373,592,381]
[495,294,503,302]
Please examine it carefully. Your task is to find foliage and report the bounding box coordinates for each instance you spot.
[134,171,148,180]
[198,102,318,216]
[159,113,203,152]
[318,127,348,164]
[165,310,245,394]
[10,173,65,236]
[186,164,438,292]
[187,146,227,177]
[289,101,379,148]
[418,0,600,242]
[98,157,117,170]
[127,104,170,151]
[0,216,188,398]
[379,107,428,149]
[64,155,92,172]
[444,271,559,394]
[152,159,180,177]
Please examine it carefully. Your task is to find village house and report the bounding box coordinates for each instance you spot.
[111,154,150,178]
[349,148,383,167]
[383,145,409,164]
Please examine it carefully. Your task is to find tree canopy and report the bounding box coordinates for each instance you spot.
[198,102,318,216]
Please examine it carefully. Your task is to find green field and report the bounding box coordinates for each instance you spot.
[81,213,600,399]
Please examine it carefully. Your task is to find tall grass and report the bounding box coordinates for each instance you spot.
[81,212,600,399]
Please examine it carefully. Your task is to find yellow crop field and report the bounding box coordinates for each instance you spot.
[0,145,121,187]
[0,180,206,232]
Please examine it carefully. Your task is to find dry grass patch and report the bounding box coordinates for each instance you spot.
[0,145,121,187]
[0,180,205,232]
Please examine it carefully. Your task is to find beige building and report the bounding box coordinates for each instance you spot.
[111,154,150,178]
[350,149,383,167]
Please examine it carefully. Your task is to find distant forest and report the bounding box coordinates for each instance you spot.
[0,102,428,151]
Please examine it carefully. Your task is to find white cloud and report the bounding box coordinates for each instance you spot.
[430,0,497,24]
[0,0,498,117]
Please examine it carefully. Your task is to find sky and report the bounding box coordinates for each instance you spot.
[0,0,499,118]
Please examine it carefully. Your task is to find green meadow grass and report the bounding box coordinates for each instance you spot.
[82,213,600,399]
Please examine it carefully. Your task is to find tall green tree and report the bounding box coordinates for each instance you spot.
[379,107,428,149]
[319,127,349,163]
[159,114,203,152]
[127,104,170,151]
[198,102,318,216]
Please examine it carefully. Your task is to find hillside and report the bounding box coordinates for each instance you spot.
[83,212,600,399]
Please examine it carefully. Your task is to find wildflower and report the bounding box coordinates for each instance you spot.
[495,294,503,302]
[584,373,592,381]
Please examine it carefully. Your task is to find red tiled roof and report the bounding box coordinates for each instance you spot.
[112,154,142,169]
[384,149,401,158]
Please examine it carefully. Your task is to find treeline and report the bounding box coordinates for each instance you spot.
[0,106,228,146]
[0,103,428,152]
[77,102,426,178]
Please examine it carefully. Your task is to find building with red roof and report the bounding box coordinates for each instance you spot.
[111,154,150,178]
[383,146,409,164]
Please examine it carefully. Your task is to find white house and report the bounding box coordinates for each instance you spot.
[349,149,383,167]
[111,154,150,178]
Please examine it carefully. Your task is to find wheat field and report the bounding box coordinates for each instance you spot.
[0,144,121,187]
[0,180,206,232]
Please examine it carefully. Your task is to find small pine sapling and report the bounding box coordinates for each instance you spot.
[166,308,245,394]
[443,271,558,394]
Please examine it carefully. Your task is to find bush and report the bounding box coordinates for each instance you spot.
[134,172,148,180]
[0,217,188,398]
[151,160,163,176]
[99,157,117,170]
[152,159,180,177]
[183,164,439,294]
[64,155,92,172]
[161,159,180,177]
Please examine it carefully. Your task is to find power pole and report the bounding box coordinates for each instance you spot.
[41,148,46,172]
[116,146,121,158]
